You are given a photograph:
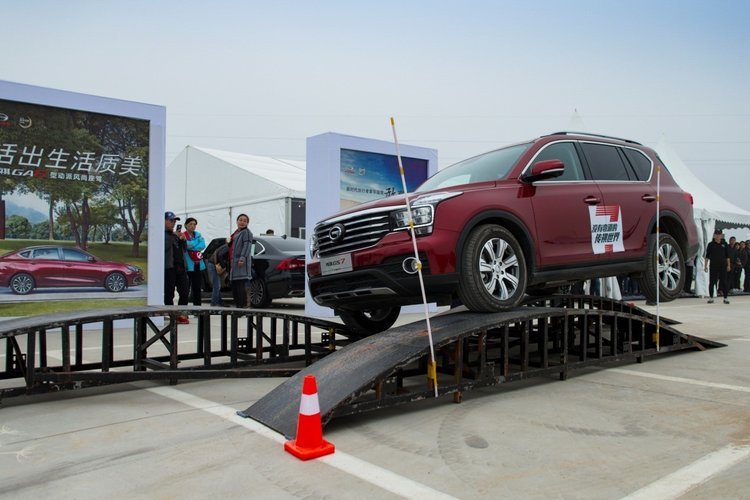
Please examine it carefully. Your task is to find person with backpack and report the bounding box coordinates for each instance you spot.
[207,242,229,306]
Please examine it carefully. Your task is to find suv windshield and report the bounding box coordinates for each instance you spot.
[416,143,531,192]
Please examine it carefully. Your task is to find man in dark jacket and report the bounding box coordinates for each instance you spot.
[704,229,731,304]
[741,240,750,292]
[164,211,190,323]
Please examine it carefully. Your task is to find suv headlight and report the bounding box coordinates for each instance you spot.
[391,191,462,236]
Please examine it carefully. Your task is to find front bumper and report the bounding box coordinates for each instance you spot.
[308,254,457,310]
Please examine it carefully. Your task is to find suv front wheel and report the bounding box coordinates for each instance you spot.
[458,224,528,311]
[640,233,685,303]
[338,307,401,338]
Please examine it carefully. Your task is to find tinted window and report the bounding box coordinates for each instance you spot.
[62,248,91,261]
[531,142,585,181]
[623,148,652,181]
[32,248,60,259]
[581,143,631,181]
[264,237,304,253]
[416,143,531,191]
[252,241,266,257]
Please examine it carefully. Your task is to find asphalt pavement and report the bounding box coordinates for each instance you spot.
[0,296,748,499]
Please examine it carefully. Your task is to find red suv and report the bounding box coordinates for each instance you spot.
[307,132,699,335]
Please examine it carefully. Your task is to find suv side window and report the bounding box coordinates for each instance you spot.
[532,142,585,181]
[580,143,631,181]
[622,148,652,181]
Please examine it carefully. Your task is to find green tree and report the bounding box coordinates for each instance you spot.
[89,200,119,243]
[30,220,51,239]
[6,214,31,239]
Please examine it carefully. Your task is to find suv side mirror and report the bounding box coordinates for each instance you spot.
[522,159,565,183]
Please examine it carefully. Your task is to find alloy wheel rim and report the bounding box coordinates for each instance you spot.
[14,275,32,293]
[657,242,681,291]
[478,237,520,300]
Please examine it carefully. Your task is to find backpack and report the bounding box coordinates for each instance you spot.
[211,243,229,268]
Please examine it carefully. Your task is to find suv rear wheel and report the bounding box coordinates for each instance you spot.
[640,233,685,303]
[458,224,527,311]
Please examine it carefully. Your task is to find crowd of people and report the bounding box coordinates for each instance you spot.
[163,211,256,323]
[704,230,750,303]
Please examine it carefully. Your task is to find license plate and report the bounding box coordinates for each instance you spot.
[320,253,353,276]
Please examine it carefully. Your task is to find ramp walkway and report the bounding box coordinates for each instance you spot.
[241,299,723,438]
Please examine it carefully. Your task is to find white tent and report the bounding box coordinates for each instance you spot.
[166,146,306,241]
[654,137,750,296]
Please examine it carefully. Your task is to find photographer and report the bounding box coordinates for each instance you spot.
[164,211,190,324]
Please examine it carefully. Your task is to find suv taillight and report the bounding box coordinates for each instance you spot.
[683,192,694,205]
[276,258,305,271]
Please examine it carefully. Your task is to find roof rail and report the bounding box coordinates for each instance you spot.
[547,131,642,146]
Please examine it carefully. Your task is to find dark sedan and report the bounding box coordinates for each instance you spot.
[0,245,144,295]
[202,235,305,307]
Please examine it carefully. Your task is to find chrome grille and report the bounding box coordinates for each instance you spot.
[315,208,393,256]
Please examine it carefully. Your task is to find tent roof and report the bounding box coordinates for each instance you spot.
[654,137,750,227]
[191,146,306,193]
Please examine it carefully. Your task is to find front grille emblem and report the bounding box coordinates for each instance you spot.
[329,223,346,242]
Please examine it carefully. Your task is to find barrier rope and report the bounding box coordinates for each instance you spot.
[390,117,438,397]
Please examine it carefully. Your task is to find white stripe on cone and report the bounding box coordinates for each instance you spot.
[299,393,320,416]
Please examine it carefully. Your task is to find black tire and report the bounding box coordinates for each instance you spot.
[104,272,127,292]
[249,278,271,308]
[10,273,35,295]
[338,307,401,337]
[640,233,685,303]
[457,224,527,311]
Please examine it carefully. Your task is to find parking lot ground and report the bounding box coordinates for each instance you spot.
[0,296,748,499]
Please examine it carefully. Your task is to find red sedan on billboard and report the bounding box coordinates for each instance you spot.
[0,245,144,295]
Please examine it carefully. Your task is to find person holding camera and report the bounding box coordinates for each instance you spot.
[164,211,190,323]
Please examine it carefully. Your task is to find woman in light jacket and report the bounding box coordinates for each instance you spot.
[182,217,206,306]
[229,213,253,307]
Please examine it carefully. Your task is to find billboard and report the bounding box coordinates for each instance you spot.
[306,132,437,317]
[0,81,165,312]
[339,148,429,210]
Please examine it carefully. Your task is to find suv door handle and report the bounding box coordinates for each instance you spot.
[584,196,601,205]
[641,194,656,202]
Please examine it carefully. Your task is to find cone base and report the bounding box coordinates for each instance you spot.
[284,438,335,460]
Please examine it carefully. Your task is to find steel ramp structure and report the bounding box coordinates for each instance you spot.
[0,306,349,399]
[240,302,723,438]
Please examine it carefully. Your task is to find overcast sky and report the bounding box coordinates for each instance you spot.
[4,0,749,210]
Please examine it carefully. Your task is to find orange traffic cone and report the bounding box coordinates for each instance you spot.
[284,375,335,460]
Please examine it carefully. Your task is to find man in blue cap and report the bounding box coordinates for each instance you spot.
[164,211,190,323]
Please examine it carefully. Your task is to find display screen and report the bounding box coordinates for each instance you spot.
[339,148,429,209]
